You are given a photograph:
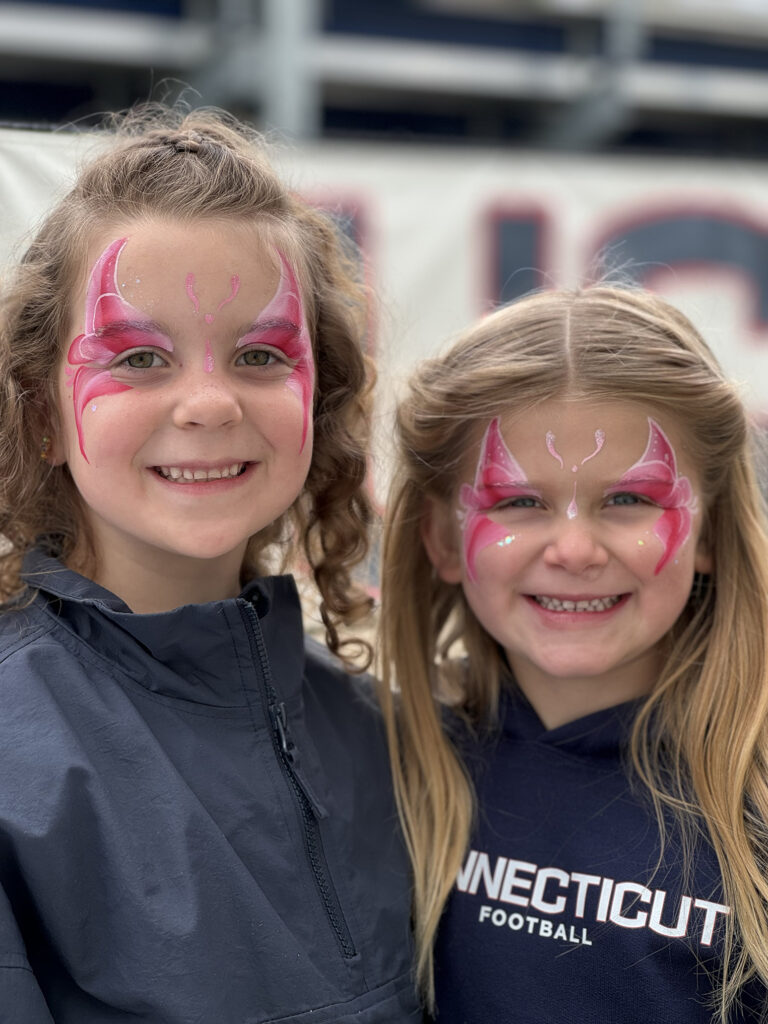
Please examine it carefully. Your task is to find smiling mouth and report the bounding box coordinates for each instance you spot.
[532,595,623,613]
[154,462,248,482]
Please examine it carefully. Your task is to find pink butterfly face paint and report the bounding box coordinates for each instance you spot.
[235,252,314,453]
[66,237,173,462]
[606,418,697,574]
[458,418,540,582]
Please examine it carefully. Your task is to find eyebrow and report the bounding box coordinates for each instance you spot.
[242,317,300,336]
[95,319,172,340]
[605,476,672,488]
[486,480,537,490]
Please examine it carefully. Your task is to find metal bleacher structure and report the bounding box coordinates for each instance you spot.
[1,0,768,155]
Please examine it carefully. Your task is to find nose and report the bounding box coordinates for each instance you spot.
[171,372,244,430]
[542,517,609,575]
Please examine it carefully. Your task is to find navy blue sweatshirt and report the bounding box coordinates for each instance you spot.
[433,688,765,1023]
[0,550,419,1023]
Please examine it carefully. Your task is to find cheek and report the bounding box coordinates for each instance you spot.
[620,521,696,588]
[622,528,662,575]
[251,384,313,457]
[59,383,149,464]
[465,526,529,588]
[462,508,534,583]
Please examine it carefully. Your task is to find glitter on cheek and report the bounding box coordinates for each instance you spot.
[463,511,518,582]
[497,534,516,547]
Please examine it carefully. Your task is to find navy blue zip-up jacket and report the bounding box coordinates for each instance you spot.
[0,550,420,1023]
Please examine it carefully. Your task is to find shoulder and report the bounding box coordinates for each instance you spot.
[301,636,389,768]
[303,635,378,712]
[0,598,61,670]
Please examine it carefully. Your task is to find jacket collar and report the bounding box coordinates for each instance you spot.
[21,548,307,708]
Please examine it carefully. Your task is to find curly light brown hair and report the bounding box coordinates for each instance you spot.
[0,105,374,663]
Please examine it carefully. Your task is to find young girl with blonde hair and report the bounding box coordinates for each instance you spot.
[381,285,768,1021]
[0,106,419,1022]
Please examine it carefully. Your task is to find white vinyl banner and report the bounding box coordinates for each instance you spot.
[3,127,768,503]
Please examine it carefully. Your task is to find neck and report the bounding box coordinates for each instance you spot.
[509,651,661,730]
[69,541,247,613]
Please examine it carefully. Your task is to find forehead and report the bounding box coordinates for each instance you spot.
[74,217,282,315]
[463,398,696,481]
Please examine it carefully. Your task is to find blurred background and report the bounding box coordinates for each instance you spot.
[2,0,768,155]
[2,0,768,528]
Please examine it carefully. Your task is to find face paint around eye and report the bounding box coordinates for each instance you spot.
[66,237,174,462]
[235,251,314,453]
[607,418,697,574]
[458,418,538,582]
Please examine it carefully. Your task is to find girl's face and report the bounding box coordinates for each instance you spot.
[423,398,712,727]
[54,218,314,606]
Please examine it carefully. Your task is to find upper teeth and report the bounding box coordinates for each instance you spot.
[156,463,245,482]
[534,595,621,612]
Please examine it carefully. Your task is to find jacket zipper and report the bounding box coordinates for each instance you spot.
[240,602,357,959]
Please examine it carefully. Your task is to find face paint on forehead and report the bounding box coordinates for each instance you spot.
[66,237,173,462]
[185,273,240,373]
[458,418,536,583]
[544,428,606,517]
[607,418,698,574]
[235,251,315,453]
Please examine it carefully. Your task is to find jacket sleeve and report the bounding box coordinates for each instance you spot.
[0,882,54,1023]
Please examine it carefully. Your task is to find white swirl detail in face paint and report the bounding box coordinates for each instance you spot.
[544,428,606,518]
[546,431,564,469]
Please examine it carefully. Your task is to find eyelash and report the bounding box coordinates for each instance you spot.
[493,495,543,510]
[605,492,650,507]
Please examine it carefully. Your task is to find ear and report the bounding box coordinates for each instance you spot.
[421,497,464,584]
[40,421,67,467]
[46,435,67,467]
[694,532,713,575]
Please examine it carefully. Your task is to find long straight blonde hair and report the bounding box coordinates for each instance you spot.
[379,285,768,1019]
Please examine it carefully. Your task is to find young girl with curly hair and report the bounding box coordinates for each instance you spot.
[0,107,418,1023]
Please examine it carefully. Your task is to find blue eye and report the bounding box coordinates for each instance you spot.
[606,492,645,507]
[495,496,542,510]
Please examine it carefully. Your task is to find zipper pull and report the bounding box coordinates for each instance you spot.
[272,701,295,762]
[270,701,329,819]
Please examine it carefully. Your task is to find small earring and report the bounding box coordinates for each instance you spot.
[40,436,52,462]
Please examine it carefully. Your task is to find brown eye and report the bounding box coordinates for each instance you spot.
[239,349,274,367]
